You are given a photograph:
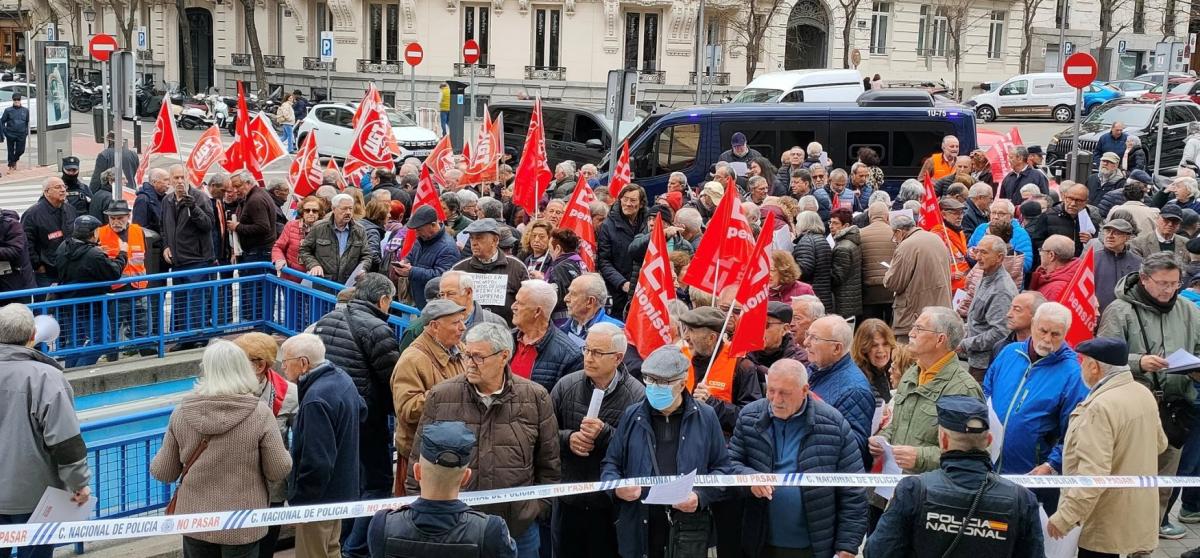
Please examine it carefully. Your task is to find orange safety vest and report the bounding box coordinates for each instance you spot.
[929,152,956,180]
[97,224,148,289]
[933,224,970,292]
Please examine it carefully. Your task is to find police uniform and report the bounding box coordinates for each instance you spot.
[863,396,1044,558]
[367,421,516,558]
[62,156,92,215]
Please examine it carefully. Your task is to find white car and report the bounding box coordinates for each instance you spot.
[0,83,40,131]
[295,102,438,161]
[1107,79,1157,98]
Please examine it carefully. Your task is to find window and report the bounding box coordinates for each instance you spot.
[533,8,561,68]
[916,6,947,57]
[987,11,1004,59]
[367,3,400,62]
[1133,0,1145,33]
[716,121,823,163]
[1167,105,1191,125]
[463,5,490,65]
[999,80,1027,95]
[541,109,571,142]
[632,124,700,177]
[313,2,333,56]
[573,115,605,146]
[869,2,890,55]
[1055,0,1069,28]
[623,12,659,72]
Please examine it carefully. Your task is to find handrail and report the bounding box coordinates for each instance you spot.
[81,407,174,433]
[0,263,276,300]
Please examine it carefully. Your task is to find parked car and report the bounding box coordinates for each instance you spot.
[965,72,1077,122]
[1083,81,1123,114]
[490,101,642,169]
[1107,79,1157,98]
[1046,97,1200,177]
[294,102,439,162]
[0,82,39,131]
[1135,72,1194,84]
[732,69,867,103]
[1139,80,1200,105]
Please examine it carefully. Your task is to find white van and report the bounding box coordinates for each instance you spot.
[966,72,1077,123]
[732,69,866,103]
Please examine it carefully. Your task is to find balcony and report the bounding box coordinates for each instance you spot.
[689,71,731,86]
[454,63,495,78]
[263,55,285,69]
[230,53,251,66]
[303,57,335,71]
[69,45,83,57]
[142,49,154,59]
[357,59,403,74]
[524,66,565,81]
[638,70,665,85]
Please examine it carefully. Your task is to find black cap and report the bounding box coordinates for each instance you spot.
[1183,209,1200,228]
[419,421,476,467]
[1075,337,1129,366]
[423,277,442,302]
[1019,200,1043,219]
[767,301,792,323]
[1161,204,1184,221]
[936,395,989,434]
[1128,169,1154,184]
[1188,236,1200,255]
[62,156,79,170]
[72,215,102,240]
[407,205,439,229]
[103,200,132,216]
[1027,145,1044,155]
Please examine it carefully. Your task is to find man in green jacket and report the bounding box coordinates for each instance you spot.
[1098,251,1200,539]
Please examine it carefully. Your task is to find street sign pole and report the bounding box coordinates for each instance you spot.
[320,31,334,102]
[462,40,480,147]
[1071,87,1082,181]
[111,59,122,201]
[409,65,416,118]
[1153,42,1176,178]
[326,65,331,101]
[1062,51,1098,182]
[101,61,108,139]
[404,43,423,119]
[468,68,475,144]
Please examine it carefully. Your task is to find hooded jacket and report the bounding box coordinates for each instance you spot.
[0,208,34,291]
[407,229,460,308]
[1029,256,1082,302]
[1097,272,1199,400]
[831,225,863,317]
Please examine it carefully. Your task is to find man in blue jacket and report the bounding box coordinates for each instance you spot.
[730,358,867,558]
[0,94,29,171]
[281,333,367,558]
[803,315,876,467]
[1093,121,1129,171]
[394,205,460,308]
[968,199,1033,273]
[601,345,731,558]
[983,301,1089,515]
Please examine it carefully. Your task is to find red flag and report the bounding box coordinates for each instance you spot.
[557,176,598,270]
[185,126,227,187]
[414,165,447,221]
[1058,246,1098,347]
[221,82,262,181]
[512,96,552,215]
[344,85,402,186]
[423,134,456,186]
[250,112,288,167]
[461,138,472,164]
[463,109,502,186]
[919,174,944,231]
[607,140,632,200]
[135,98,181,184]
[729,212,776,357]
[680,185,755,293]
[288,132,323,197]
[1007,126,1024,146]
[625,213,676,359]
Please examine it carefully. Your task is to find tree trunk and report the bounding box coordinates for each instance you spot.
[241,0,267,97]
[176,0,194,94]
[842,2,856,68]
[1020,4,1034,73]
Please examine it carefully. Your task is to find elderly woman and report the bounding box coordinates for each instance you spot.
[768,249,815,303]
[151,340,292,558]
[272,195,327,279]
[520,219,554,275]
[1167,176,1200,213]
[1123,136,1148,172]
[893,178,925,210]
[791,210,834,311]
[597,184,648,319]
[850,318,898,404]
[969,150,995,188]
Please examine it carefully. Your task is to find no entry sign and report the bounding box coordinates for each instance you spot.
[1063,52,1099,89]
[463,39,480,65]
[89,34,118,63]
[404,42,424,67]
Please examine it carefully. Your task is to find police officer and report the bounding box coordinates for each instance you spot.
[864,396,1044,558]
[62,156,92,215]
[366,421,516,558]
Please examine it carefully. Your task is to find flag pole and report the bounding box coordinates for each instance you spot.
[699,300,738,388]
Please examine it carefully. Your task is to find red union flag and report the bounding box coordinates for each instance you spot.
[919,174,944,231]
[680,185,755,293]
[423,134,456,186]
[512,96,552,215]
[625,213,676,359]
[464,110,502,186]
[250,113,288,167]
[729,211,776,357]
[288,132,323,197]
[135,97,181,184]
[221,81,262,180]
[398,166,447,260]
[1058,246,1098,347]
[607,140,631,199]
[556,176,597,269]
[185,126,227,187]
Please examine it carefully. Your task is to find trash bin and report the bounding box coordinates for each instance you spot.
[91,107,112,143]
[1069,150,1092,183]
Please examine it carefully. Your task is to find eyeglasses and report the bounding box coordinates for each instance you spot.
[643,375,683,387]
[583,348,622,358]
[463,350,503,367]
[804,332,839,344]
[302,208,321,214]
[281,356,306,365]
[910,325,944,337]
[1146,277,1183,290]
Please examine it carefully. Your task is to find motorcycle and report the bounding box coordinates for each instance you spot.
[175,92,215,130]
[69,80,103,113]
[206,90,231,131]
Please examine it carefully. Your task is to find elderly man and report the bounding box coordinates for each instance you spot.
[280,333,365,558]
[299,193,372,284]
[451,218,530,324]
[730,359,868,558]
[395,206,460,308]
[1000,145,1050,206]
[745,302,808,384]
[601,345,731,558]
[1093,219,1143,312]
[866,396,1044,558]
[960,235,1018,380]
[1099,252,1200,538]
[440,192,473,236]
[804,315,876,466]
[789,295,824,355]
[1088,152,1128,205]
[95,201,153,354]
[407,322,560,558]
[21,177,76,287]
[562,273,624,340]
[984,302,1090,512]
[1030,234,1081,301]
[962,182,992,236]
[992,291,1047,356]
[718,131,762,163]
[665,207,703,252]
[550,323,644,558]
[1130,203,1189,260]
[666,171,690,195]
[439,270,505,327]
[931,197,970,291]
[551,161,578,199]
[884,212,952,341]
[133,168,168,233]
[0,304,92,557]
[680,306,764,433]
[1035,182,1100,257]
[1094,121,1129,170]
[390,299,468,494]
[1046,338,1167,556]
[442,168,464,193]
[969,199,1033,272]
[511,279,584,392]
[160,168,214,275]
[745,175,770,205]
[933,156,973,196]
[88,131,137,193]
[924,134,960,181]
[231,171,279,263]
[860,202,896,324]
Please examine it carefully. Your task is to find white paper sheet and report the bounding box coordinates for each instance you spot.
[988,398,1006,464]
[875,441,903,501]
[344,262,368,288]
[871,403,885,436]
[586,388,605,419]
[1166,348,1200,369]
[1078,209,1096,235]
[729,162,749,177]
[1040,505,1081,558]
[469,273,508,306]
[952,289,968,309]
[30,487,95,523]
[643,469,697,506]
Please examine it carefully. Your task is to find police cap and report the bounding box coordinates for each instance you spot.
[936,395,989,434]
[420,421,476,467]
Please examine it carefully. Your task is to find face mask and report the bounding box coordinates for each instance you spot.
[645,384,677,411]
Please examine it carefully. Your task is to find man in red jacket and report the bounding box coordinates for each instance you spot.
[1029,234,1081,301]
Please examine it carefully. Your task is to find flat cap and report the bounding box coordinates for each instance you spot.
[1075,337,1129,367]
[1128,169,1154,185]
[1101,218,1134,234]
[1026,145,1044,155]
[421,298,466,321]
[767,301,792,323]
[679,306,725,331]
[701,181,724,203]
[463,217,501,235]
[407,205,439,229]
[1101,151,1121,164]
[642,345,690,381]
[936,395,989,434]
[419,421,476,467]
[1161,204,1184,221]
[938,197,965,210]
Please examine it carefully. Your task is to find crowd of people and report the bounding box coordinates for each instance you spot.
[5,122,1200,558]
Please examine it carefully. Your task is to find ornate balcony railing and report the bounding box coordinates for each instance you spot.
[357,59,403,74]
[454,63,495,78]
[263,55,285,69]
[639,70,666,84]
[303,57,335,71]
[230,53,251,66]
[69,45,83,57]
[524,66,565,81]
[689,71,731,86]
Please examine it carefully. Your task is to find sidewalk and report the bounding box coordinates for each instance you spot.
[0,133,107,185]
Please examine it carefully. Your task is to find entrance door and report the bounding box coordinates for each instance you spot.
[179,7,214,92]
[785,0,829,70]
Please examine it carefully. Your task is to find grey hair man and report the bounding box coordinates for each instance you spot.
[1001,144,1049,205]
[1030,235,1078,301]
[512,279,584,392]
[299,193,372,283]
[562,273,621,339]
[803,315,875,466]
[668,207,703,250]
[994,291,1047,356]
[438,270,506,329]
[451,218,531,324]
[789,294,825,343]
[960,235,1018,381]
[885,213,953,340]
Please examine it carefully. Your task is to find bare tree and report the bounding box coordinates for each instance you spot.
[837,0,867,68]
[1096,0,1133,78]
[726,0,788,82]
[95,0,140,46]
[1017,0,1047,72]
[943,0,990,100]
[239,0,267,97]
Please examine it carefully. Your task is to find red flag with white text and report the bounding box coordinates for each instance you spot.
[344,85,402,186]
[398,166,448,260]
[557,176,598,270]
[221,82,262,181]
[625,213,676,359]
[919,174,944,231]
[464,109,502,186]
[135,98,180,184]
[423,134,456,186]
[1058,246,1098,347]
[250,112,288,167]
[185,126,227,187]
[680,184,755,294]
[729,211,776,357]
[512,96,553,215]
[608,140,631,200]
[288,132,323,197]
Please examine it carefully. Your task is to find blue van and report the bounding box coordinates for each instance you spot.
[612,92,977,198]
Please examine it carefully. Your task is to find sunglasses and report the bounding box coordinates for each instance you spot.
[302,208,321,214]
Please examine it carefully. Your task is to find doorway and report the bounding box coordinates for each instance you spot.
[785,0,829,69]
[179,7,214,92]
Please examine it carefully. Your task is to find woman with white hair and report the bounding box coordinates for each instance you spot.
[894,179,925,211]
[151,340,292,558]
[1122,135,1148,173]
[792,210,835,311]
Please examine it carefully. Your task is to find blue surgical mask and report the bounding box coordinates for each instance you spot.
[645,384,677,411]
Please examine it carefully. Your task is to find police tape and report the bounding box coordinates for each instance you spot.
[3,473,1197,548]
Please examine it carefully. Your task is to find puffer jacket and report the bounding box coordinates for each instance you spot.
[808,354,875,467]
[452,253,530,324]
[519,325,585,393]
[312,299,400,410]
[550,368,645,508]
[830,226,863,317]
[859,220,895,306]
[730,397,868,558]
[792,231,834,311]
[407,229,460,308]
[299,217,373,284]
[1098,272,1199,400]
[271,219,309,277]
[0,209,34,292]
[744,333,808,384]
[406,371,561,537]
[878,355,982,474]
[1029,256,1082,302]
[597,209,647,318]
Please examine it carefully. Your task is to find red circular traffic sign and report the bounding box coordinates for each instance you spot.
[89,34,118,62]
[1063,52,1099,89]
[463,39,480,65]
[404,42,424,67]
